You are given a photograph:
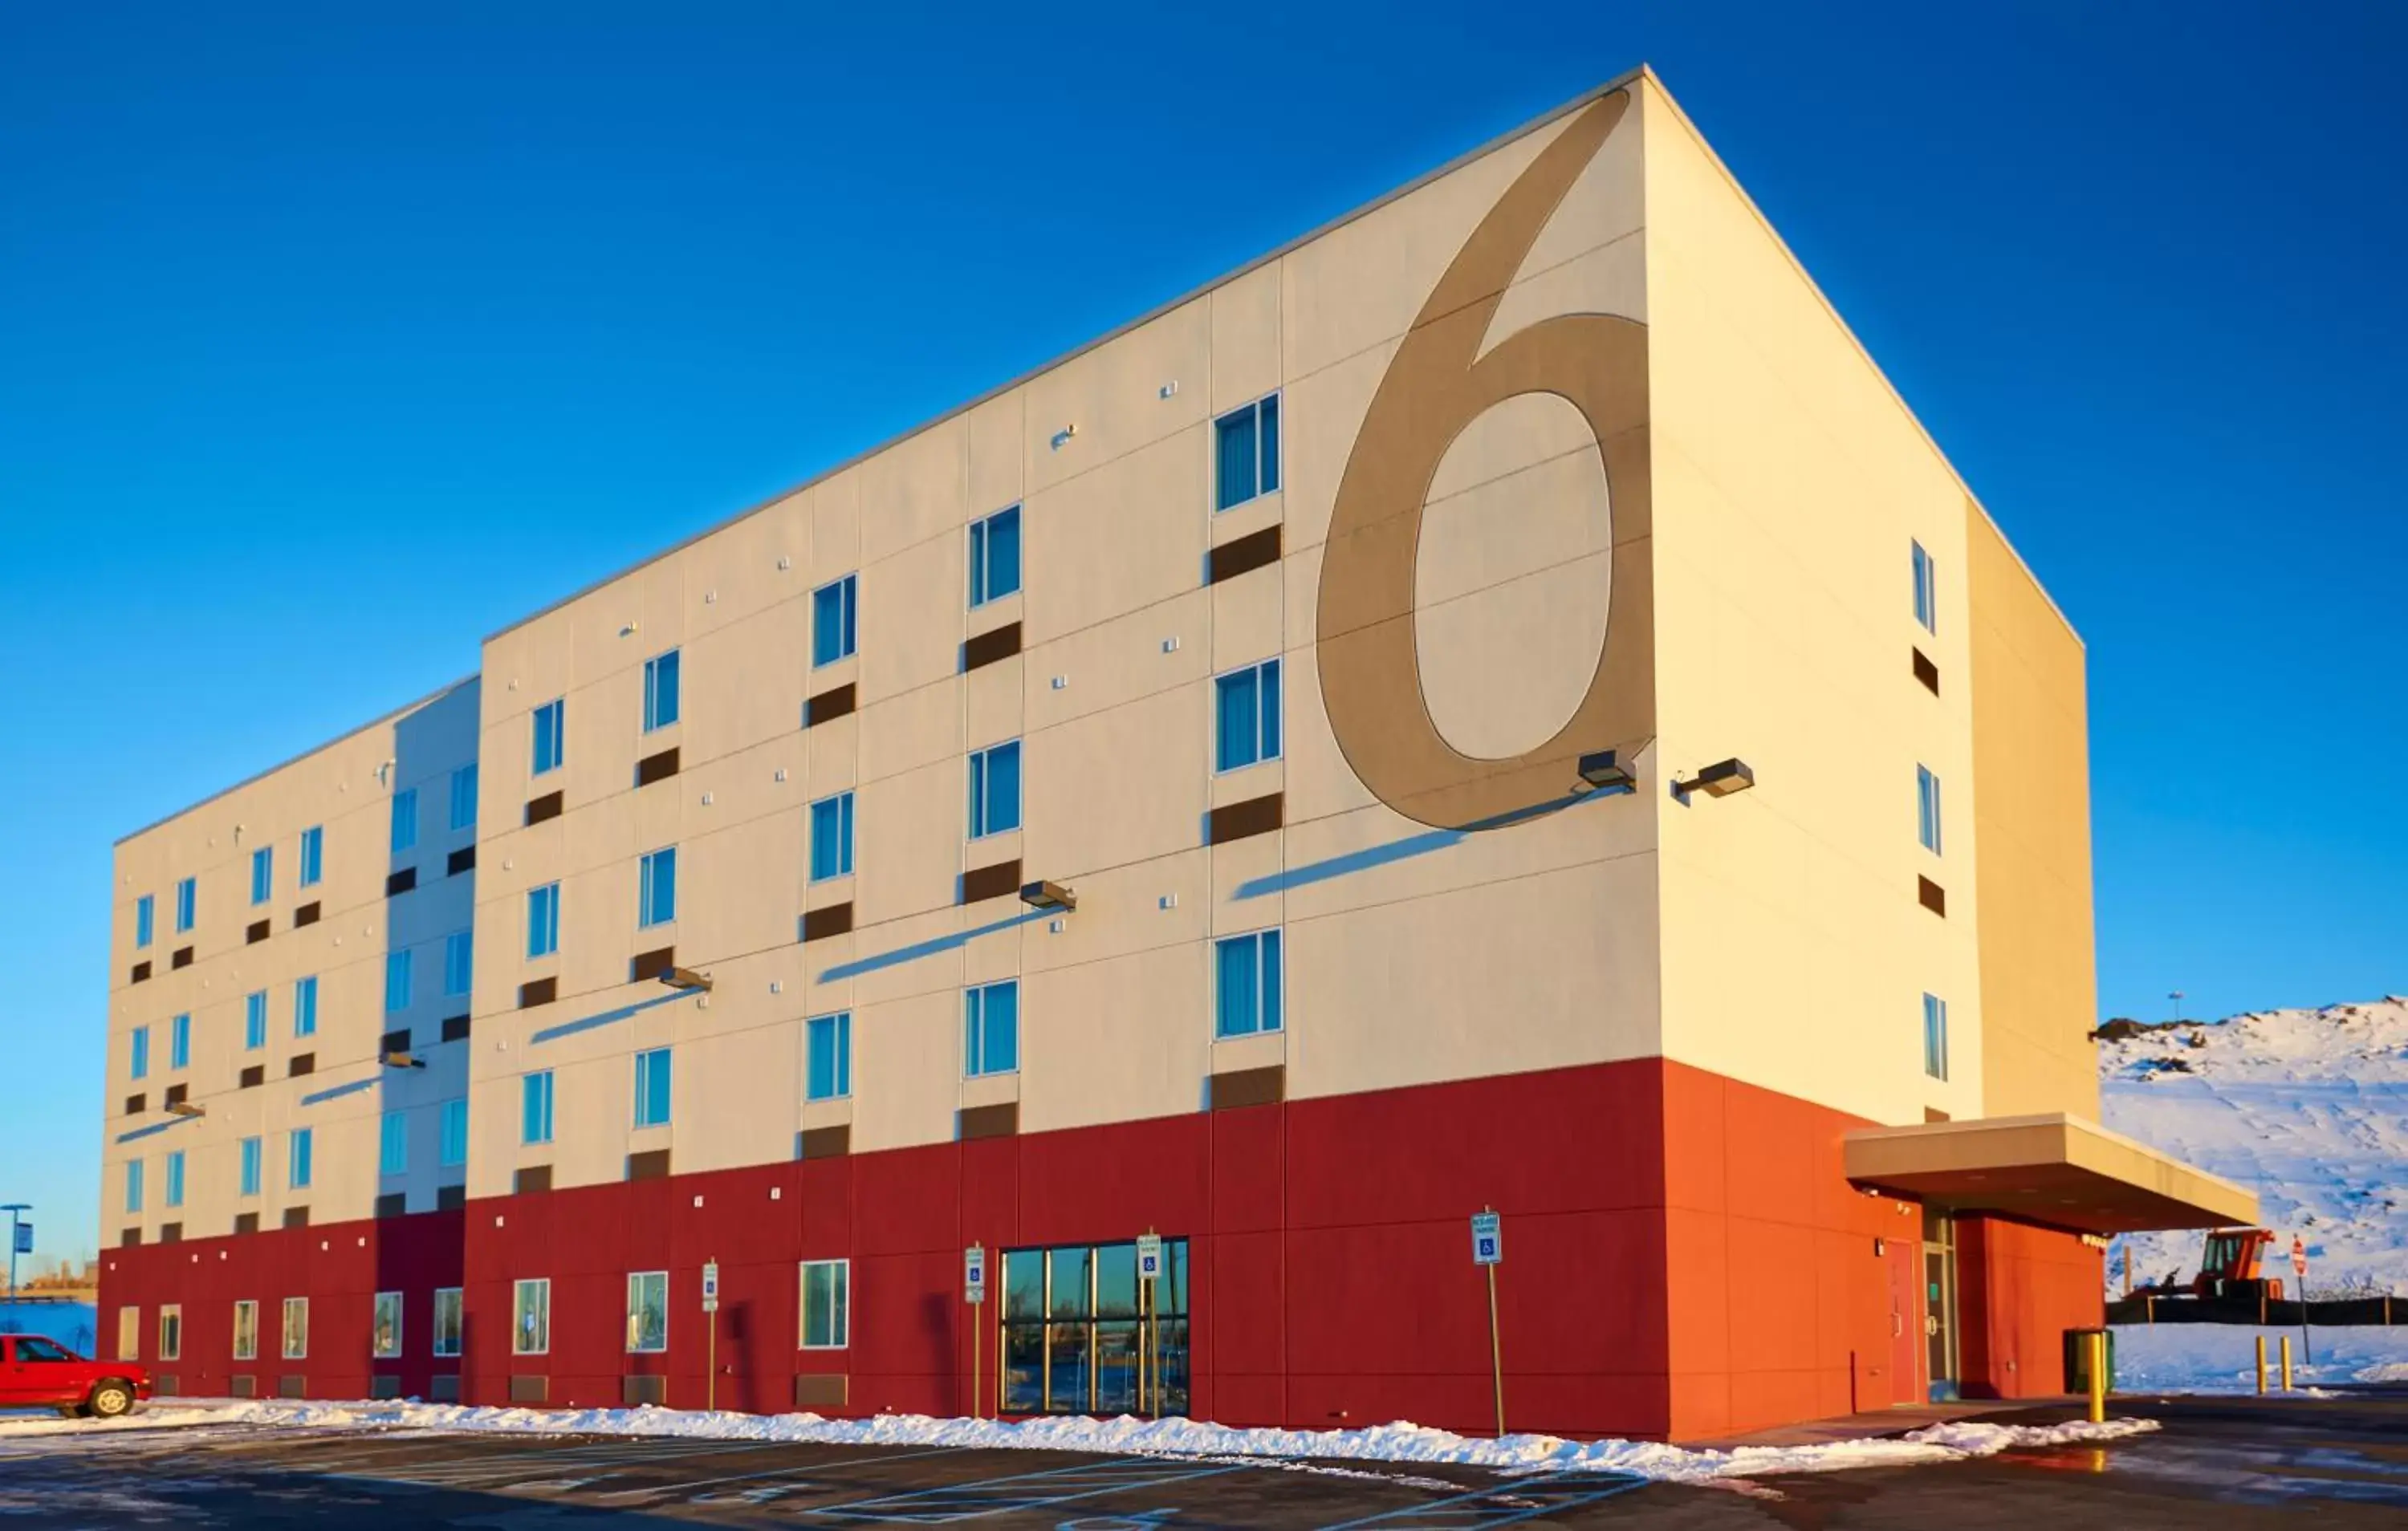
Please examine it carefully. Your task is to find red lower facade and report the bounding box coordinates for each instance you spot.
[101,1058,2100,1439]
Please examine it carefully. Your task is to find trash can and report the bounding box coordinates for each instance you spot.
[2064,1326,2117,1394]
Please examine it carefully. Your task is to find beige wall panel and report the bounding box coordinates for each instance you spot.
[1279,339,1393,557]
[1208,833,1284,936]
[1024,297,1210,500]
[563,654,646,814]
[962,654,1023,751]
[1023,429,1208,646]
[1210,262,1283,414]
[1210,554,1285,671]
[850,989,965,1154]
[1021,943,1210,1132]
[803,712,859,798]
[958,911,1027,989]
[687,489,811,640]
[569,556,687,697]
[1025,684,1206,878]
[812,468,864,587]
[670,734,799,839]
[1018,851,1206,981]
[834,904,966,1012]
[674,1021,802,1176]
[965,391,1026,517]
[1273,636,1380,826]
[681,599,809,769]
[1208,756,1283,814]
[677,806,803,966]
[852,759,964,930]
[1023,590,1208,737]
[858,675,962,788]
[1279,786,1653,928]
[859,415,970,567]
[863,532,966,699]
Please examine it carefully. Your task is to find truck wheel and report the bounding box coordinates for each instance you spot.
[86,1380,136,1419]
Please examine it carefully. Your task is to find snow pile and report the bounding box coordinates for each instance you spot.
[0,1396,2158,1480]
[2112,1323,2408,1393]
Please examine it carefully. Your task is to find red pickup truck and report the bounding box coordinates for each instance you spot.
[0,1334,150,1417]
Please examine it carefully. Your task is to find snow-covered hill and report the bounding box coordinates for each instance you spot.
[2100,996,2408,1299]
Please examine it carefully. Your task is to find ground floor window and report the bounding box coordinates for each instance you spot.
[433,1288,463,1358]
[514,1278,551,1355]
[157,1306,182,1362]
[372,1291,403,1358]
[282,1297,309,1360]
[800,1260,849,1349]
[232,1301,258,1362]
[627,1271,668,1353]
[1000,1237,1189,1416]
[116,1306,139,1362]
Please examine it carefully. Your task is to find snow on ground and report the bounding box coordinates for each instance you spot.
[0,1395,2159,1482]
[2100,996,2408,1298]
[2113,1322,2408,1393]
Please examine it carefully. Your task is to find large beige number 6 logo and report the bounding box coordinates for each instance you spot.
[1317,91,1652,830]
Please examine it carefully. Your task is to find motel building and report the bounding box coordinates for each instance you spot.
[97,67,2251,1440]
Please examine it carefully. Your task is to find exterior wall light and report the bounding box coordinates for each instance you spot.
[1673,758,1755,802]
[1573,749,1634,794]
[1020,880,1077,912]
[382,1050,427,1070]
[166,1101,207,1119]
[658,967,714,993]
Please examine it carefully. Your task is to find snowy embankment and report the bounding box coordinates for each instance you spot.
[2102,996,2408,1388]
[0,1395,2157,1481]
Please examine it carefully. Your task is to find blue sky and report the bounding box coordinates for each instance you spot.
[2,2,2401,1257]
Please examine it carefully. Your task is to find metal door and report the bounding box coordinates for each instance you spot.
[1885,1238,1920,1406]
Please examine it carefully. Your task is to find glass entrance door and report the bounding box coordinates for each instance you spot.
[999,1237,1188,1415]
[1922,1210,1959,1402]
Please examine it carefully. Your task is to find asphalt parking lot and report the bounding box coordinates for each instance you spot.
[2,1394,2406,1527]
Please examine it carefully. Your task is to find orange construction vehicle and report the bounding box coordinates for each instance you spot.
[2132,1228,2284,1302]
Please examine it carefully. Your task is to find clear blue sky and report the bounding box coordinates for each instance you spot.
[3,2,2400,1259]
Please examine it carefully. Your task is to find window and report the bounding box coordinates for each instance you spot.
[522,1070,555,1146]
[626,1271,669,1353]
[1924,993,1950,1082]
[967,741,1022,839]
[125,1159,144,1213]
[299,825,323,887]
[809,792,856,881]
[175,876,196,934]
[135,894,155,949]
[532,697,566,776]
[644,649,681,731]
[999,1237,1190,1415]
[288,1127,314,1191]
[799,1259,849,1349]
[158,1306,182,1362]
[245,990,268,1050]
[527,882,561,959]
[807,1012,852,1101]
[970,505,1023,607]
[1917,766,1943,856]
[449,765,479,831]
[380,1111,407,1176]
[513,1278,551,1355]
[250,846,273,906]
[638,847,677,928]
[391,786,419,853]
[1214,659,1282,772]
[165,1150,185,1208]
[633,1047,673,1127]
[1912,540,1937,633]
[432,1288,463,1357]
[239,1137,262,1197]
[444,930,474,997]
[169,1013,190,1070]
[439,1099,469,1168]
[372,1292,403,1358]
[294,975,319,1038]
[813,574,859,666]
[282,1297,309,1359]
[130,1025,150,1081]
[385,949,413,1013]
[1214,393,1281,510]
[232,1300,258,1361]
[965,980,1019,1078]
[116,1306,139,1362]
[1215,929,1283,1038]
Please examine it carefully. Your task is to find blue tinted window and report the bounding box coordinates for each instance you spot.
[964,981,1019,1077]
[810,792,856,881]
[130,1025,150,1080]
[644,649,681,731]
[289,1127,313,1190]
[633,1047,673,1127]
[380,1111,407,1176]
[1912,541,1937,633]
[244,991,268,1050]
[813,575,859,666]
[390,787,419,853]
[639,847,678,928]
[165,1150,185,1208]
[1924,993,1949,1081]
[970,506,1023,607]
[135,895,154,948]
[445,930,474,996]
[250,847,273,905]
[239,1136,262,1197]
[522,1071,555,1145]
[1215,929,1283,1038]
[125,1159,144,1213]
[384,949,413,1013]
[449,766,478,831]
[532,698,566,776]
[440,1099,468,1168]
[175,877,196,933]
[807,1012,852,1101]
[1214,394,1280,510]
[169,1013,190,1070]
[1214,660,1282,771]
[1918,766,1943,855]
[299,826,323,887]
[294,975,318,1037]
[968,741,1022,838]
[527,883,560,958]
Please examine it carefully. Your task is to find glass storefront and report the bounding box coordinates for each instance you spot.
[1000,1237,1188,1415]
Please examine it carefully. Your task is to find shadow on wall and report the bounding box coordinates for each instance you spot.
[1235,782,1630,900]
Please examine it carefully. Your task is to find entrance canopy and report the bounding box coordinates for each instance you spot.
[1843,1113,2257,1236]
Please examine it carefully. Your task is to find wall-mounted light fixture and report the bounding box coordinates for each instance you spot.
[382,1050,426,1070]
[657,966,714,993]
[1051,424,1078,451]
[1572,749,1634,794]
[1673,758,1755,803]
[166,1101,206,1119]
[1020,879,1077,913]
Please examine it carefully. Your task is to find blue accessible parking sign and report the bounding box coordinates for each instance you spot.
[1470,1211,1503,1265]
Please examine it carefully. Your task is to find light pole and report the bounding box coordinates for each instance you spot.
[2168,990,2186,1025]
[2,1204,28,1310]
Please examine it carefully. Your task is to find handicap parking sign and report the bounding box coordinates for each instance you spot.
[1137,1233,1163,1282]
[1470,1211,1503,1266]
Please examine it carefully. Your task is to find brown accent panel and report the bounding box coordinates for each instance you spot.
[159,1222,182,1244]
[959,858,1022,905]
[441,1014,471,1043]
[515,1165,553,1195]
[630,945,677,984]
[386,867,417,896]
[636,746,681,787]
[163,1082,187,1110]
[1208,523,1283,585]
[293,901,320,928]
[233,1212,259,1237]
[1317,91,1653,831]
[1926,1107,1952,1123]
[171,946,193,969]
[627,1148,673,1181]
[1913,648,1941,695]
[794,1373,848,1408]
[381,1029,412,1055]
[801,902,854,943]
[1207,792,1284,846]
[124,1093,145,1116]
[524,790,563,826]
[376,1192,407,1219]
[519,977,558,1008]
[447,845,477,876]
[229,1374,258,1398]
[962,620,1023,673]
[437,1184,466,1211]
[622,1374,668,1406]
[282,1206,310,1228]
[806,682,856,727]
[239,1065,265,1089]
[130,960,151,984]
[1210,1064,1287,1111]
[958,1103,1019,1141]
[1919,875,1947,916]
[509,1375,548,1404]
[288,1053,315,1078]
[279,1375,307,1399]
[246,918,270,944]
[800,1124,852,1159]
[120,1228,141,1248]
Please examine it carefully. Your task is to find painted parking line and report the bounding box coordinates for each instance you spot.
[311,1435,771,1487]
[1316,1472,1649,1529]
[804,1455,1246,1524]
[593,1443,970,1501]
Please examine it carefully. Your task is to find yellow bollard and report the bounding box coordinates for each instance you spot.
[2085,1331,2107,1423]
[2280,1334,2293,1391]
[2255,1335,2268,1395]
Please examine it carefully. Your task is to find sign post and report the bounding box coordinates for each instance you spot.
[2292,1235,2311,1367]
[1470,1208,1504,1438]
[1137,1232,1164,1418]
[966,1244,988,1419]
[2,1208,29,1310]
[702,1258,722,1412]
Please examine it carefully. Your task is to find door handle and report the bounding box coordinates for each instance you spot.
[1892,1315,1902,1337]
